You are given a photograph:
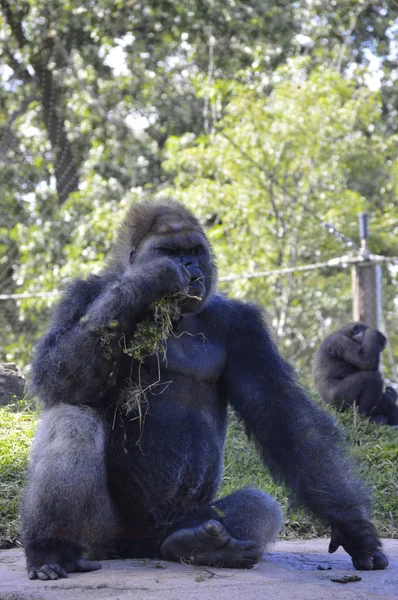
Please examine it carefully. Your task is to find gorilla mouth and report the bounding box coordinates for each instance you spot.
[189,277,205,299]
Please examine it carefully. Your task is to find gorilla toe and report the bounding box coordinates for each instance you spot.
[27,557,101,581]
[29,563,68,580]
[373,551,389,570]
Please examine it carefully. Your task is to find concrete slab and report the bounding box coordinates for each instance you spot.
[1,539,397,600]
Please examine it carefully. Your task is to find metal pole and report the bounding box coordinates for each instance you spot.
[358,212,369,257]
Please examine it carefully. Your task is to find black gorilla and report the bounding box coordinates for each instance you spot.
[22,200,388,580]
[313,322,398,426]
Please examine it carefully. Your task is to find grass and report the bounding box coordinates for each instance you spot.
[0,399,397,548]
[0,399,38,548]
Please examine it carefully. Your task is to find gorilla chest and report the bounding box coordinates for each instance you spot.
[142,325,226,384]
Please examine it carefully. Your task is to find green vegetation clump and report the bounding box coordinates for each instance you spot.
[120,298,181,419]
[1,400,397,548]
[124,298,181,365]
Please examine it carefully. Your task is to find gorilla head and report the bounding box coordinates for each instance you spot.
[337,322,386,351]
[108,198,217,313]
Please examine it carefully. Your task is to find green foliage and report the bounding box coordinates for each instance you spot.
[163,62,398,382]
[120,297,182,421]
[1,1,398,381]
[124,297,181,364]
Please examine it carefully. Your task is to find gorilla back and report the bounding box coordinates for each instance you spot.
[22,199,388,580]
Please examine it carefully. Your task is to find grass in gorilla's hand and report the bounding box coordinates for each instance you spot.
[117,296,182,427]
[124,296,182,364]
[120,291,203,425]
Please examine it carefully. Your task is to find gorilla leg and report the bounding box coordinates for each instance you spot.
[211,487,283,549]
[21,405,118,580]
[330,371,386,420]
[378,387,398,426]
[161,487,283,568]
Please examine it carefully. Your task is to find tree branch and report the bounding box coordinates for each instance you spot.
[0,0,29,47]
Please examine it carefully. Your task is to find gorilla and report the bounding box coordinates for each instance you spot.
[313,322,398,426]
[22,199,388,580]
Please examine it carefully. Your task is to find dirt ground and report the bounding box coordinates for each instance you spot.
[1,538,397,600]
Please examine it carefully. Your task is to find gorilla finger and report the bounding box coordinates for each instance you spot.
[352,555,374,571]
[242,550,262,562]
[36,565,59,580]
[48,563,68,578]
[237,558,257,568]
[28,569,38,580]
[234,539,260,552]
[177,265,191,284]
[75,558,102,572]
[328,540,340,554]
[372,551,389,570]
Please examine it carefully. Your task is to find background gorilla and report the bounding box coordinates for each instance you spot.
[313,322,398,426]
[22,199,388,580]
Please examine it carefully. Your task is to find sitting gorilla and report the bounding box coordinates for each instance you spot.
[313,322,398,426]
[22,199,388,580]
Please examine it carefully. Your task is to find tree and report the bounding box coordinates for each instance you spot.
[163,61,398,380]
[1,2,397,373]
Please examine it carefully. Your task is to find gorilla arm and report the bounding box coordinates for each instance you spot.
[31,258,190,407]
[222,301,387,570]
[327,328,382,371]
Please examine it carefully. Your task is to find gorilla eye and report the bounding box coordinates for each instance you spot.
[351,325,362,335]
[188,245,203,256]
[156,247,178,257]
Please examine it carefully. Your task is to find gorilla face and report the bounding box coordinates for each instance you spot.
[344,322,387,351]
[349,323,366,344]
[132,229,215,313]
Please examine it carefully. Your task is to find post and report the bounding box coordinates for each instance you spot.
[352,263,382,329]
[351,213,382,329]
[358,212,369,257]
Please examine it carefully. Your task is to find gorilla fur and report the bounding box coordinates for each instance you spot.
[22,199,388,580]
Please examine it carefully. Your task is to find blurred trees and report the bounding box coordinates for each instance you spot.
[1,1,397,382]
[164,62,398,370]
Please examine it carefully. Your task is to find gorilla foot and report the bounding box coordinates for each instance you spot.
[160,519,261,568]
[28,557,101,581]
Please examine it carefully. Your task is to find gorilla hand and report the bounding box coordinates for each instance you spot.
[329,519,388,570]
[131,256,191,304]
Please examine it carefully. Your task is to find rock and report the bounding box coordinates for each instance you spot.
[0,363,25,406]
